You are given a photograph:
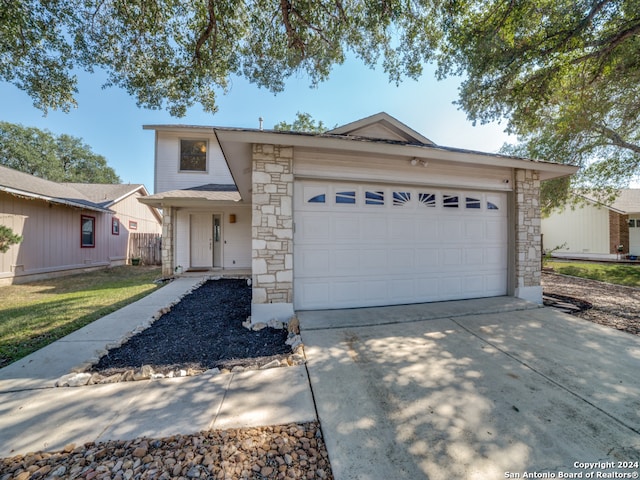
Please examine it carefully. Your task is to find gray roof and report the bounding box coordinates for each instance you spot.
[609,189,640,214]
[0,164,145,212]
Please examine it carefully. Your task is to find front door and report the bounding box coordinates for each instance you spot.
[190,214,213,268]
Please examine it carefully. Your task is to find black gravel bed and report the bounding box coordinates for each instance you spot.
[90,278,291,376]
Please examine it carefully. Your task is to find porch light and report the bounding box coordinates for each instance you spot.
[229,214,236,224]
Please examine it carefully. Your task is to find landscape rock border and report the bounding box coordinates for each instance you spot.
[55,277,306,388]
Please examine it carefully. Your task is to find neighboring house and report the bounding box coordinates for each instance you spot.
[140,112,577,322]
[0,165,162,284]
[541,189,640,259]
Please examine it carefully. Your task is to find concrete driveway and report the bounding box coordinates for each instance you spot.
[299,297,640,480]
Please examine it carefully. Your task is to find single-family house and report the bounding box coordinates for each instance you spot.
[140,112,578,322]
[0,164,162,284]
[541,189,640,259]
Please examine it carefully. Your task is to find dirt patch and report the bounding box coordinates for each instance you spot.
[542,271,640,336]
[90,278,292,377]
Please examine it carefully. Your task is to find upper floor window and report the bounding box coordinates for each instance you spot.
[180,139,207,171]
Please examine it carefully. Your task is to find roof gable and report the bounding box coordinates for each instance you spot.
[327,112,435,145]
[63,183,147,208]
[588,189,640,214]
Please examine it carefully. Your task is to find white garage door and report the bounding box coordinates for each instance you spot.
[294,181,508,310]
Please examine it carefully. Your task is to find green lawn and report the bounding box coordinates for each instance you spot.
[0,266,163,368]
[545,260,640,287]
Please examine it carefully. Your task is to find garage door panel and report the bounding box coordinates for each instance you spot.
[361,216,387,241]
[388,248,415,271]
[294,182,508,310]
[464,220,486,240]
[414,278,440,300]
[484,247,507,266]
[359,249,388,271]
[389,278,416,300]
[298,281,330,307]
[332,281,362,304]
[415,249,439,267]
[486,219,507,240]
[439,219,464,240]
[361,280,389,302]
[416,219,439,242]
[333,216,360,241]
[299,215,331,242]
[485,274,506,294]
[464,275,486,294]
[439,277,463,297]
[464,247,485,265]
[299,249,331,274]
[390,217,416,242]
[441,248,463,266]
[333,249,361,273]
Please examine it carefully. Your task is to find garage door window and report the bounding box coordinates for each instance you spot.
[308,194,326,203]
[443,194,459,208]
[365,191,384,205]
[487,202,499,210]
[418,193,436,207]
[466,197,481,209]
[393,191,411,206]
[336,191,356,204]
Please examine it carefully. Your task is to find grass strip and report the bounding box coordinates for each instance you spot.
[546,261,640,288]
[0,266,163,368]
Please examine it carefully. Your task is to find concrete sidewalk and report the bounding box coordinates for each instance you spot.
[0,276,316,458]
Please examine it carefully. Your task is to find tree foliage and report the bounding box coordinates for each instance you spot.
[0,225,23,254]
[1,0,441,117]
[274,112,329,133]
[0,122,120,183]
[2,1,639,204]
[438,0,640,208]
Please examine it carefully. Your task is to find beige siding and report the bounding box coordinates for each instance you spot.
[109,192,161,262]
[348,124,407,141]
[294,149,513,192]
[0,192,110,282]
[0,190,161,282]
[155,131,234,193]
[174,206,251,270]
[541,203,610,254]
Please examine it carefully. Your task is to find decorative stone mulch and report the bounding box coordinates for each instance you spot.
[0,422,334,480]
[55,278,304,388]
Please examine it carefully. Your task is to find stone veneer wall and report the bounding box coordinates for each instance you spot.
[161,206,174,277]
[609,210,629,254]
[514,169,542,293]
[251,144,294,305]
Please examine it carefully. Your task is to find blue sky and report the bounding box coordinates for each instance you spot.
[0,59,514,193]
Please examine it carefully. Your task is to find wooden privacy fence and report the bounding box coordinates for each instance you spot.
[128,233,162,265]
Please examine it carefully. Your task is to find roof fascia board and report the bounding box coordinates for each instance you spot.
[575,193,626,214]
[138,197,245,208]
[214,129,579,179]
[107,185,147,207]
[143,125,215,133]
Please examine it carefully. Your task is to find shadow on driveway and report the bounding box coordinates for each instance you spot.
[300,299,640,480]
